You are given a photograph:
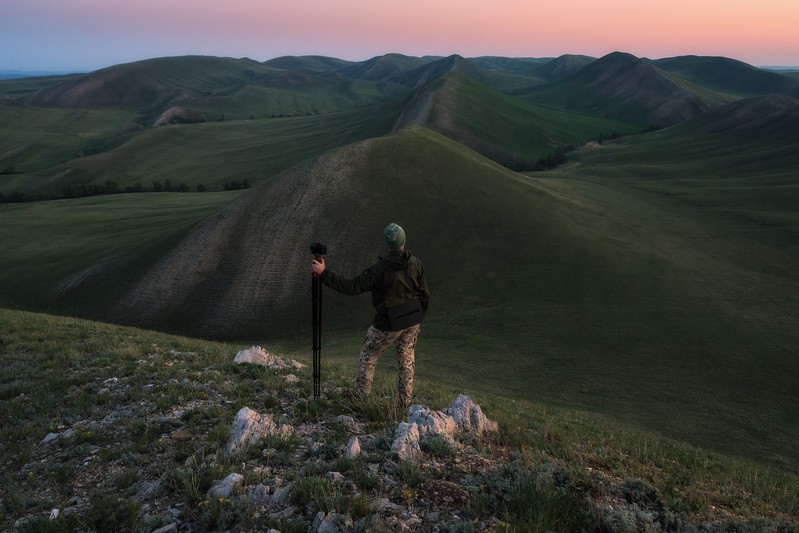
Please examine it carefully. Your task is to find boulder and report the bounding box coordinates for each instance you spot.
[442,394,498,433]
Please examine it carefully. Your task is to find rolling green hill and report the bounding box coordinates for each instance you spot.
[335,53,432,82]
[263,55,356,73]
[522,51,713,127]
[95,125,798,466]
[654,55,799,98]
[0,99,143,182]
[393,73,637,168]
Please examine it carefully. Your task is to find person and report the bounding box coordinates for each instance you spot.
[311,223,430,407]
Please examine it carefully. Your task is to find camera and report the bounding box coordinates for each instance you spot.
[310,242,328,257]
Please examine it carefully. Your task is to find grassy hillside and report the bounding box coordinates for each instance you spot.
[13,103,402,194]
[0,191,241,312]
[1,308,796,531]
[522,52,712,127]
[0,99,143,183]
[96,126,799,468]
[654,55,799,98]
[394,73,637,168]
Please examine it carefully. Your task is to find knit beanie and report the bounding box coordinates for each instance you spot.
[384,223,406,250]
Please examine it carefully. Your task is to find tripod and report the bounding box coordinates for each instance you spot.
[310,242,327,400]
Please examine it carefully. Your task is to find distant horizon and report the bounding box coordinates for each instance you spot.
[1,0,797,72]
[2,52,799,77]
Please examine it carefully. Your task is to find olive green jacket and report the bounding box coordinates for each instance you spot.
[320,250,430,331]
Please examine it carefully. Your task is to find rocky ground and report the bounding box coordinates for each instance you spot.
[3,335,796,532]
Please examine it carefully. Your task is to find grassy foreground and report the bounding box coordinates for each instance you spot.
[0,308,796,531]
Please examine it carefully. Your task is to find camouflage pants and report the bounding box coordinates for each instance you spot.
[356,324,421,405]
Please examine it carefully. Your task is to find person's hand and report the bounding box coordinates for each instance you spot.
[311,257,325,275]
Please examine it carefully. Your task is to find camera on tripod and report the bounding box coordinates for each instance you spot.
[310,242,328,258]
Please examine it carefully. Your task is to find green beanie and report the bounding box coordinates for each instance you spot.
[384,223,406,250]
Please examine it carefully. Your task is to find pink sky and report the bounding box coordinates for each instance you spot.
[1,0,797,70]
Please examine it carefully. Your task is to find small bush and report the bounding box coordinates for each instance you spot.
[421,435,454,457]
[196,497,245,530]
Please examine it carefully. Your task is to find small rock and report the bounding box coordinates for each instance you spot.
[98,388,110,395]
[272,506,295,519]
[49,509,59,520]
[285,374,300,384]
[326,471,344,483]
[207,473,244,498]
[372,497,402,513]
[170,429,192,441]
[344,436,361,459]
[270,483,292,506]
[335,415,357,430]
[312,511,326,531]
[151,524,177,533]
[245,483,271,505]
[138,479,162,499]
[41,432,59,444]
[226,407,278,454]
[166,507,182,519]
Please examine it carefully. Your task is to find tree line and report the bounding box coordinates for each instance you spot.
[0,179,251,204]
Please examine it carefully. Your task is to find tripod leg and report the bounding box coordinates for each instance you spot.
[312,273,322,399]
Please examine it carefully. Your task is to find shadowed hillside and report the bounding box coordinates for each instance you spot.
[391,54,485,89]
[336,53,431,82]
[393,73,636,169]
[263,55,355,73]
[524,51,712,126]
[24,56,275,111]
[654,55,799,98]
[531,54,596,80]
[20,55,407,121]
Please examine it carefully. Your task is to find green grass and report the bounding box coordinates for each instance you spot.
[4,103,401,194]
[0,191,239,310]
[0,99,144,183]
[0,308,796,531]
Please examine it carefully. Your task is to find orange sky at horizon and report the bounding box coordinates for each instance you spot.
[2,0,797,70]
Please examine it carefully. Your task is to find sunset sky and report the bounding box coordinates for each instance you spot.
[2,0,797,71]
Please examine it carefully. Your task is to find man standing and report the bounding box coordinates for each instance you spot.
[311,223,430,407]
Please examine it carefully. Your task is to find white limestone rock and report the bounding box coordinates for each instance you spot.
[344,436,361,459]
[442,394,498,434]
[390,421,421,460]
[234,345,305,369]
[226,407,282,454]
[407,404,458,441]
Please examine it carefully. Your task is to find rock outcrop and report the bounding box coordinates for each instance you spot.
[391,395,498,460]
[234,346,304,369]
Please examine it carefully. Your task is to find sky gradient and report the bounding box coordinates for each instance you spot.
[2,0,797,71]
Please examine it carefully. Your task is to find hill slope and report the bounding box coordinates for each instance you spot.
[102,126,799,466]
[2,308,796,532]
[654,55,799,98]
[524,51,712,126]
[393,73,636,168]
